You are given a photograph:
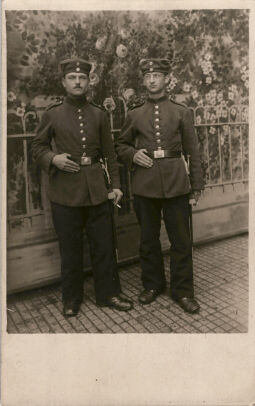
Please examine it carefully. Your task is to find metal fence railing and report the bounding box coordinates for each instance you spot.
[7,103,248,236]
[191,105,248,189]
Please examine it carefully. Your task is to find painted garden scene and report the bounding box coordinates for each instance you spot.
[5,9,249,335]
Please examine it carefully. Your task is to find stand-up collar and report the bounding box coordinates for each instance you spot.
[147,94,168,103]
[65,94,88,107]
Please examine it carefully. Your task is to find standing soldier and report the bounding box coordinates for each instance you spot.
[32,58,133,317]
[116,59,204,314]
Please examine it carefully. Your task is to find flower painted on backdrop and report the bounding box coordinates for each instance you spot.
[122,88,135,101]
[7,91,16,102]
[230,84,238,94]
[21,102,26,108]
[223,125,229,134]
[200,61,207,70]
[201,60,212,75]
[204,53,212,61]
[205,76,212,85]
[209,126,217,135]
[228,92,234,101]
[216,107,222,118]
[169,75,178,85]
[183,82,191,92]
[95,36,107,50]
[103,97,116,112]
[205,93,211,103]
[191,90,198,99]
[221,109,228,118]
[167,75,178,91]
[221,100,227,108]
[241,110,248,121]
[217,92,223,102]
[205,61,213,72]
[197,99,203,106]
[196,115,202,125]
[142,48,148,56]
[89,72,99,86]
[167,82,176,91]
[16,107,25,117]
[118,28,130,40]
[116,44,128,58]
[230,107,237,116]
[210,114,217,122]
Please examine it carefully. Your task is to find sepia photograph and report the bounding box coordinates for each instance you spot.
[5,7,249,334]
[1,1,254,405]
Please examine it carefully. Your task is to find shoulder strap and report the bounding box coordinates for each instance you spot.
[46,100,63,111]
[170,99,188,109]
[128,101,145,111]
[90,101,104,111]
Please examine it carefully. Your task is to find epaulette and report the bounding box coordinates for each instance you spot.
[128,101,145,111]
[90,101,104,111]
[46,100,63,111]
[170,99,188,109]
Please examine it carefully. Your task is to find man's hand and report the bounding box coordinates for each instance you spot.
[189,190,201,205]
[133,149,153,168]
[112,188,123,205]
[52,153,80,173]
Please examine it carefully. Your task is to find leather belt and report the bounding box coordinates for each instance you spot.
[72,156,99,166]
[147,150,181,159]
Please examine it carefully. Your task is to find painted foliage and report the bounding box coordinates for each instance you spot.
[6,10,249,217]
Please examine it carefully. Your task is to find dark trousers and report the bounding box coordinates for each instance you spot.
[51,201,121,305]
[133,194,194,299]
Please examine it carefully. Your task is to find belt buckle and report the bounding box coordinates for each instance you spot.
[154,149,165,159]
[81,156,92,166]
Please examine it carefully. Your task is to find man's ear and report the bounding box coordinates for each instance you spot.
[62,77,66,89]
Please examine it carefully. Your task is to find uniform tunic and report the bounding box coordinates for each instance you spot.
[115,95,204,197]
[115,94,204,298]
[32,94,121,305]
[32,95,120,207]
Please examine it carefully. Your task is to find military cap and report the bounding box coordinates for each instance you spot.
[139,58,170,75]
[59,58,92,76]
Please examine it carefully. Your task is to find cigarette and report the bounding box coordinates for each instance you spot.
[116,204,121,208]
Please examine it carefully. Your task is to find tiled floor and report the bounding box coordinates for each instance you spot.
[6,234,248,334]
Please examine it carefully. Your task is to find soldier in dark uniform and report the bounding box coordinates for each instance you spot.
[115,59,204,313]
[32,58,133,317]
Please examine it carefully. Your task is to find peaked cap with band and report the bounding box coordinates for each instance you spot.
[139,58,170,75]
[59,58,92,76]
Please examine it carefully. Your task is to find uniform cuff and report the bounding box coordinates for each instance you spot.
[38,151,57,174]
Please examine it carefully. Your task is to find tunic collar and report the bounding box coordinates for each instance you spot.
[65,94,88,107]
[147,94,168,103]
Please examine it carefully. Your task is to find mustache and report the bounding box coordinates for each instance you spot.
[74,85,82,89]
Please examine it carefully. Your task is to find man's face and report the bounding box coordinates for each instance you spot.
[143,72,168,95]
[62,72,89,96]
